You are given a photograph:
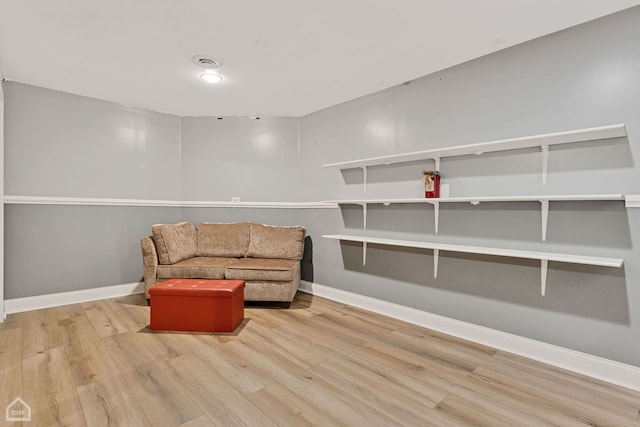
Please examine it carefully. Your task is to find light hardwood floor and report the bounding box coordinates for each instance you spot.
[1,292,639,426]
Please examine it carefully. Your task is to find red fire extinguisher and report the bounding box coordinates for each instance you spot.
[423,171,441,198]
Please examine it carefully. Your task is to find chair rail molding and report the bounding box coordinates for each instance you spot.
[625,195,640,208]
[3,195,337,209]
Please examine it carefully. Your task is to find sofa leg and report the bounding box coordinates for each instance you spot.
[280,301,291,309]
[147,298,151,307]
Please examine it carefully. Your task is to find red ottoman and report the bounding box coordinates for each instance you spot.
[149,279,245,332]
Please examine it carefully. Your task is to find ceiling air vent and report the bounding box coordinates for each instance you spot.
[191,55,221,69]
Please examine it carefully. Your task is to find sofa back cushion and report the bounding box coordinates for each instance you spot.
[247,224,305,260]
[196,222,251,258]
[151,222,197,265]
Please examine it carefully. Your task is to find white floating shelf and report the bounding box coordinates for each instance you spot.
[322,124,627,187]
[325,194,625,204]
[322,234,624,296]
[325,194,625,241]
[323,124,626,169]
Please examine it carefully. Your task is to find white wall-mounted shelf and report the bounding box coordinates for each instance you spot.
[325,194,625,241]
[323,234,624,296]
[323,124,629,297]
[323,124,627,188]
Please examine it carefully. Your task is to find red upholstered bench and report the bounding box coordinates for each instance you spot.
[149,279,245,332]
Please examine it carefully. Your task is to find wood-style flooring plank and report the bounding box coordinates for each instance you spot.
[435,391,542,427]
[58,312,119,387]
[0,365,23,425]
[102,333,204,426]
[132,329,195,363]
[265,322,360,362]
[243,306,296,329]
[323,343,451,406]
[19,308,66,357]
[184,334,274,395]
[310,357,440,425]
[394,325,497,357]
[0,311,22,332]
[178,415,218,427]
[446,371,594,427]
[313,300,410,332]
[246,383,343,427]
[22,346,87,426]
[0,327,23,371]
[166,354,279,427]
[104,295,153,333]
[240,317,329,369]
[81,300,129,338]
[0,324,24,427]
[294,292,351,313]
[362,338,474,380]
[76,374,151,426]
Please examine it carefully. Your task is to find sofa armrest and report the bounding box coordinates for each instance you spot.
[141,236,159,297]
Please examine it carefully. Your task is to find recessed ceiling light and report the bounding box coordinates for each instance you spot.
[200,72,223,84]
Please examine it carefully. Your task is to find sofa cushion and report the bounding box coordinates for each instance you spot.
[157,257,239,279]
[196,222,251,258]
[152,222,197,265]
[225,258,300,282]
[247,224,305,260]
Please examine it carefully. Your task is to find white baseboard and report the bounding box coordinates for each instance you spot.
[299,281,640,392]
[4,282,145,314]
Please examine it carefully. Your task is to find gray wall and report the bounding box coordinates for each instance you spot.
[4,205,180,298]
[180,117,301,201]
[299,6,640,366]
[4,83,182,199]
[3,83,182,298]
[3,6,640,367]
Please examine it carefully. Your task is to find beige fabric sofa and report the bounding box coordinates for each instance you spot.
[141,222,305,305]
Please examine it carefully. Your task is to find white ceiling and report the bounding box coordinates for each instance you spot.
[1,0,639,117]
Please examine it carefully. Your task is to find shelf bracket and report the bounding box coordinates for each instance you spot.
[541,259,548,296]
[358,203,368,230]
[433,202,440,234]
[363,241,367,266]
[540,200,549,241]
[361,166,368,192]
[541,144,549,184]
[434,157,441,171]
[433,249,439,278]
